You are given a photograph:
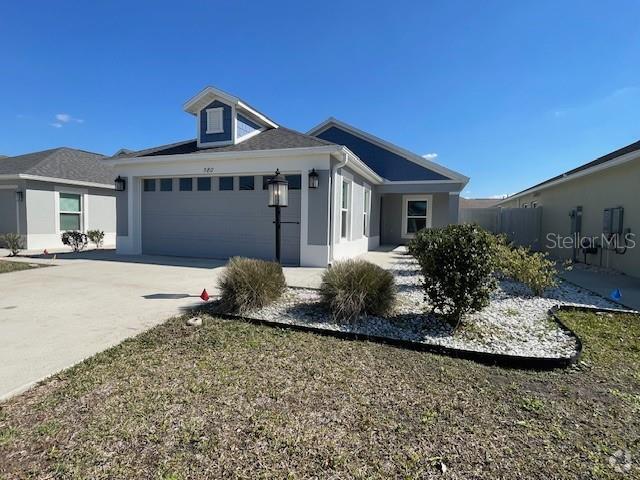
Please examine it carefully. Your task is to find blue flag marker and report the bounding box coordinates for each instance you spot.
[610,288,622,301]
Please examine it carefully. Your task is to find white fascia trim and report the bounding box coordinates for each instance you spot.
[383,179,463,185]
[184,86,239,113]
[0,174,114,190]
[307,117,469,184]
[236,101,279,129]
[496,148,640,205]
[105,145,344,167]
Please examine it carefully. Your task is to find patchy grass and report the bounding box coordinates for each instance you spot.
[0,260,40,274]
[0,310,639,478]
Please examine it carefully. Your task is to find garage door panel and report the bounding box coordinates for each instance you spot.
[141,185,300,265]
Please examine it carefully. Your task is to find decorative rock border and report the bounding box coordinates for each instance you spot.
[204,303,637,370]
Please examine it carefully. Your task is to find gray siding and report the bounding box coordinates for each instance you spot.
[307,169,330,246]
[141,175,301,265]
[370,189,381,237]
[116,189,128,236]
[0,190,17,236]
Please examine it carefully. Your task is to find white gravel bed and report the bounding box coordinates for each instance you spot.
[249,255,626,359]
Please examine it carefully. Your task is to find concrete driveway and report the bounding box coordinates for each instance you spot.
[0,251,234,400]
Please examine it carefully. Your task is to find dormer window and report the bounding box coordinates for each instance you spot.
[206,107,224,134]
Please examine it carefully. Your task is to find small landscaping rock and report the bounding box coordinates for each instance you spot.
[186,317,203,327]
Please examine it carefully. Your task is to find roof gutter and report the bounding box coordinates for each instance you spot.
[0,174,115,190]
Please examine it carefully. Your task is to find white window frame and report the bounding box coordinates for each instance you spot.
[54,186,88,234]
[401,194,432,239]
[205,107,224,134]
[340,179,352,240]
[363,188,371,237]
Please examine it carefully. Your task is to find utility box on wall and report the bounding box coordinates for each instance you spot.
[603,207,624,236]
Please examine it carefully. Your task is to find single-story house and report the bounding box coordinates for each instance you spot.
[105,86,468,267]
[498,140,640,278]
[0,147,116,251]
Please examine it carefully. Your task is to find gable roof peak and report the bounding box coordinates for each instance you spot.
[183,85,278,129]
[307,117,469,184]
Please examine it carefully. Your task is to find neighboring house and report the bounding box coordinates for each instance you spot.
[105,86,468,267]
[459,197,502,209]
[498,140,640,278]
[0,147,116,251]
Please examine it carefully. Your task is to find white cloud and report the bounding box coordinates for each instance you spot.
[422,152,438,160]
[488,193,513,199]
[51,113,84,127]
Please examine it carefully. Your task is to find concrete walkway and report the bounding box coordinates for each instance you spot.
[560,266,640,311]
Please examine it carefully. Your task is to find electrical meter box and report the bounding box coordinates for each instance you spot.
[603,207,624,236]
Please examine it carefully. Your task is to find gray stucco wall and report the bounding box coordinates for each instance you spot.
[25,181,56,235]
[87,187,116,232]
[116,189,128,236]
[380,192,456,245]
[307,169,330,246]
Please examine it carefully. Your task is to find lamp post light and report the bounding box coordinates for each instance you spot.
[267,169,289,263]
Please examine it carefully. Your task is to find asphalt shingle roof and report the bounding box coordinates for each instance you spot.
[0,147,113,185]
[509,139,640,197]
[124,127,337,158]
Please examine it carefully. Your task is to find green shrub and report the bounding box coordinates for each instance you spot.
[408,224,497,327]
[87,229,105,249]
[61,231,88,252]
[0,233,23,256]
[493,236,556,296]
[320,259,396,321]
[219,257,286,313]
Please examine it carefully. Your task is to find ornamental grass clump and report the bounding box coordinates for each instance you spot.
[408,224,497,328]
[493,235,557,296]
[320,259,396,322]
[219,257,286,314]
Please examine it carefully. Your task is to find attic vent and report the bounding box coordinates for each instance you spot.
[206,107,224,134]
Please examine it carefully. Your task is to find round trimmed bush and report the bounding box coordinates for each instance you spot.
[320,259,396,321]
[408,224,497,327]
[219,257,286,313]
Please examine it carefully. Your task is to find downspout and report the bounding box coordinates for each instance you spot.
[328,149,349,266]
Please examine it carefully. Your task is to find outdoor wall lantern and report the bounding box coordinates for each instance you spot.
[114,176,126,192]
[267,169,289,263]
[15,191,24,202]
[308,168,319,189]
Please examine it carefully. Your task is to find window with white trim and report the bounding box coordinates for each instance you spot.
[206,107,224,134]
[363,189,370,236]
[402,195,431,238]
[340,180,351,239]
[59,193,82,231]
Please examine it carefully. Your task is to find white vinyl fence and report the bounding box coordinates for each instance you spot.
[460,207,543,250]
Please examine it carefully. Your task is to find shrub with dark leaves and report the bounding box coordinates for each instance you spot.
[61,231,88,252]
[320,259,396,322]
[408,224,497,327]
[219,257,286,313]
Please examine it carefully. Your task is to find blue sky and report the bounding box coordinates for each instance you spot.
[1,1,638,198]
